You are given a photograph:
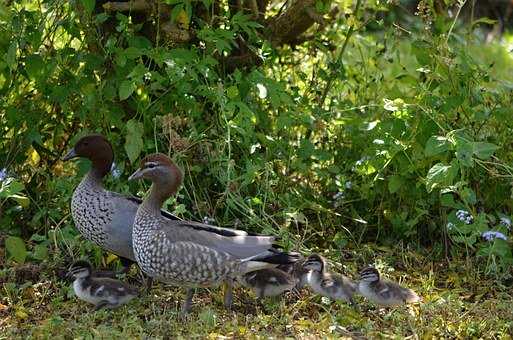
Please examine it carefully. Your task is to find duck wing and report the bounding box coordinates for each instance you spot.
[161,219,275,258]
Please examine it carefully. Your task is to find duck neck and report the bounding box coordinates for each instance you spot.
[90,156,112,180]
[142,181,176,215]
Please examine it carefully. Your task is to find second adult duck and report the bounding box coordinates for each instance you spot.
[128,153,299,313]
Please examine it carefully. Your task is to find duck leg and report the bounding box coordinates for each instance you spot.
[223,279,234,310]
[181,288,194,314]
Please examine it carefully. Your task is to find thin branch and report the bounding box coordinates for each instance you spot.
[103,0,152,12]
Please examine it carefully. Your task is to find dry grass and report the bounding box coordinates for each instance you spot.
[1,247,512,339]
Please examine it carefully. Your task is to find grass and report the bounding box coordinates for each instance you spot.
[1,245,512,339]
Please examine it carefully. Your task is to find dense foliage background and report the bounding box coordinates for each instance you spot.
[1,0,513,279]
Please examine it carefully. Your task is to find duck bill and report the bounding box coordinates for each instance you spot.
[62,148,78,161]
[128,168,144,181]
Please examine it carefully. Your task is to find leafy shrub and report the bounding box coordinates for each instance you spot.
[0,0,512,274]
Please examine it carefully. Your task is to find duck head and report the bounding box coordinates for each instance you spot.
[359,267,380,283]
[302,254,325,273]
[62,134,114,178]
[67,260,93,280]
[128,153,183,202]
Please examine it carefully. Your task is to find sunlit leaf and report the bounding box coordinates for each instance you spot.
[425,135,450,157]
[425,161,459,192]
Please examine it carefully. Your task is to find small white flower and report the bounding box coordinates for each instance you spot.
[446,222,455,231]
[345,181,352,189]
[482,231,507,241]
[373,139,385,145]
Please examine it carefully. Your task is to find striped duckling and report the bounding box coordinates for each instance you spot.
[303,254,357,305]
[238,254,307,298]
[128,153,299,313]
[239,267,297,299]
[358,267,420,306]
[68,261,138,310]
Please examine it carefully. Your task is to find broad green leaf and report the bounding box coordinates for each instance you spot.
[81,0,95,15]
[454,136,473,167]
[25,54,45,80]
[440,194,460,208]
[6,236,27,263]
[425,161,459,192]
[33,244,48,260]
[0,178,24,198]
[119,80,135,100]
[425,135,449,157]
[124,119,144,163]
[473,142,499,160]
[388,175,403,194]
[459,187,476,205]
[124,47,142,60]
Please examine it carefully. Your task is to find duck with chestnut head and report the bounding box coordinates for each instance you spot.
[62,134,270,270]
[128,153,299,313]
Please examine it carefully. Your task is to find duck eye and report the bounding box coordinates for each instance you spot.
[146,163,156,169]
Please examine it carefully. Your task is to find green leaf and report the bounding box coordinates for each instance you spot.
[425,135,449,157]
[6,236,27,263]
[473,142,499,160]
[119,80,135,100]
[460,187,476,205]
[25,54,45,80]
[226,85,239,99]
[81,0,95,15]
[454,136,473,167]
[125,119,144,163]
[0,178,24,198]
[388,175,403,194]
[5,42,17,70]
[33,244,48,261]
[440,194,460,208]
[425,161,459,192]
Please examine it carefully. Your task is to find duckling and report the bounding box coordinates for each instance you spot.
[239,267,297,299]
[358,267,420,306]
[68,261,138,310]
[302,254,357,305]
